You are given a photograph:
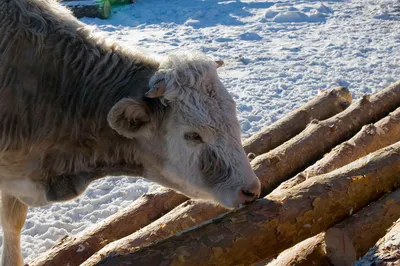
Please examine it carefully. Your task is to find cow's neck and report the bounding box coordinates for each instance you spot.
[54,44,159,137]
[38,36,160,177]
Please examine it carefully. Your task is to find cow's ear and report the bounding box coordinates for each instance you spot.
[107,98,150,138]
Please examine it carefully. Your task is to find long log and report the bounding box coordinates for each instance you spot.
[31,87,351,265]
[253,81,400,196]
[355,218,400,266]
[325,188,400,266]
[29,189,187,266]
[271,106,400,196]
[90,142,400,266]
[82,200,227,265]
[243,86,351,157]
[260,188,400,266]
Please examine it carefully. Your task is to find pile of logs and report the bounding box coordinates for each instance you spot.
[29,81,400,266]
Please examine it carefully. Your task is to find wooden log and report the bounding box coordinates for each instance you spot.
[325,188,400,266]
[257,233,330,266]
[32,88,350,265]
[355,218,400,266]
[259,188,400,266]
[243,86,351,158]
[82,200,227,265]
[271,106,400,196]
[253,81,400,196]
[29,189,187,266]
[89,142,400,266]
[63,0,112,19]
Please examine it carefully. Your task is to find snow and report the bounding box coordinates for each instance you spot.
[1,0,400,262]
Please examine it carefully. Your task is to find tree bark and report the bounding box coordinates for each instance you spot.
[90,142,400,266]
[325,188,400,266]
[355,218,400,266]
[81,200,227,266]
[261,188,400,266]
[29,189,187,266]
[271,106,400,196]
[243,86,351,158]
[252,81,400,196]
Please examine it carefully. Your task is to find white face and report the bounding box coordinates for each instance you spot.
[158,91,261,208]
[108,53,261,208]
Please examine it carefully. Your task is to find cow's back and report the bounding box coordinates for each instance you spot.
[0,0,85,149]
[0,0,157,154]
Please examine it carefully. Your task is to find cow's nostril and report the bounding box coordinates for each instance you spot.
[241,189,255,198]
[238,181,261,206]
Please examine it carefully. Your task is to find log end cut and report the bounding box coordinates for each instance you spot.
[325,228,357,266]
[262,233,331,266]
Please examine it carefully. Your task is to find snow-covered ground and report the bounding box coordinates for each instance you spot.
[1,0,399,262]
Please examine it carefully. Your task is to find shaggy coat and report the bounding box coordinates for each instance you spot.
[0,0,261,265]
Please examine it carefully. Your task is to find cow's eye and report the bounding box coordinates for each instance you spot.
[184,132,203,144]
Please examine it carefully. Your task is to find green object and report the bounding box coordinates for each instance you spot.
[99,0,111,19]
[110,0,134,5]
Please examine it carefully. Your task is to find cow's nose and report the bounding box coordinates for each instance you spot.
[238,181,261,205]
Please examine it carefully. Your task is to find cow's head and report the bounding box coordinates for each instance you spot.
[107,53,261,208]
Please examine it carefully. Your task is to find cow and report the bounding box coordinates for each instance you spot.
[0,0,261,265]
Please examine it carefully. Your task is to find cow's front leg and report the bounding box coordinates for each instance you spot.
[0,192,28,266]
